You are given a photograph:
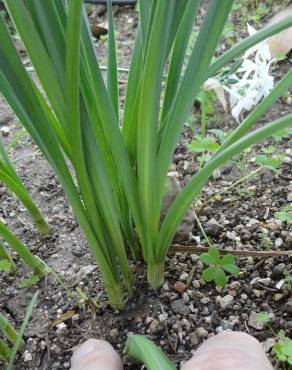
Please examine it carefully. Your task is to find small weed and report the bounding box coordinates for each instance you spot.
[275,205,292,224]
[258,231,273,250]
[255,154,283,172]
[284,271,292,290]
[200,247,240,287]
[19,274,40,288]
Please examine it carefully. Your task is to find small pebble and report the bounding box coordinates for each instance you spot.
[174,281,187,294]
[179,272,189,282]
[195,327,208,338]
[0,126,10,136]
[216,294,234,308]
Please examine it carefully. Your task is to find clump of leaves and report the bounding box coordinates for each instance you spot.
[200,246,239,287]
[275,204,292,223]
[274,334,292,366]
[255,313,292,367]
[284,271,292,290]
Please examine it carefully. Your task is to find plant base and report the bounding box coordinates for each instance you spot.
[147,262,165,289]
[106,283,126,310]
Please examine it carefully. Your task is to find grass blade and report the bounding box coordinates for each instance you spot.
[7,290,39,370]
[0,314,24,350]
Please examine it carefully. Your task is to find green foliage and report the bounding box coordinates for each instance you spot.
[0,259,12,273]
[188,135,220,154]
[19,274,40,289]
[0,0,291,309]
[251,5,269,22]
[255,311,270,324]
[126,335,176,370]
[200,247,239,287]
[255,154,283,171]
[284,271,292,290]
[274,337,292,365]
[258,231,273,251]
[0,312,25,362]
[275,204,292,223]
[272,128,292,141]
[7,291,38,370]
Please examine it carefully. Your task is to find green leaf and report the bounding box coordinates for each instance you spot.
[208,246,221,264]
[188,136,220,153]
[126,335,176,370]
[0,259,12,273]
[214,268,227,287]
[222,264,239,276]
[220,254,235,266]
[275,210,292,223]
[202,266,217,282]
[19,275,40,288]
[256,312,270,323]
[107,0,119,119]
[255,155,282,171]
[200,253,215,266]
[209,129,226,143]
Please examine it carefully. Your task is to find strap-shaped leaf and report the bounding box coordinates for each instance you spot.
[107,0,119,119]
[126,335,176,370]
[157,0,234,212]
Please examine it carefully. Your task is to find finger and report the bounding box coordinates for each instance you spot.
[181,331,274,370]
[70,338,123,370]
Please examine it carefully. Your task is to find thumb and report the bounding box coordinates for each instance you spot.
[70,338,123,370]
[181,331,274,370]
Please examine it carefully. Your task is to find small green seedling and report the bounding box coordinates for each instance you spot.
[200,247,239,287]
[261,145,276,155]
[188,135,220,154]
[19,274,40,289]
[256,312,270,324]
[274,336,292,366]
[275,205,292,223]
[284,271,292,290]
[255,154,283,172]
[258,231,273,251]
[255,313,292,367]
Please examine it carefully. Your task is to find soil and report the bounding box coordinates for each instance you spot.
[0,2,292,369]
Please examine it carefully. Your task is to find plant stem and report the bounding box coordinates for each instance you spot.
[147,261,165,289]
[106,282,127,310]
[0,241,16,272]
[0,223,47,278]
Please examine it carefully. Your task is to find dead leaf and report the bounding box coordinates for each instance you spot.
[48,310,75,330]
[267,6,292,59]
[204,78,228,113]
